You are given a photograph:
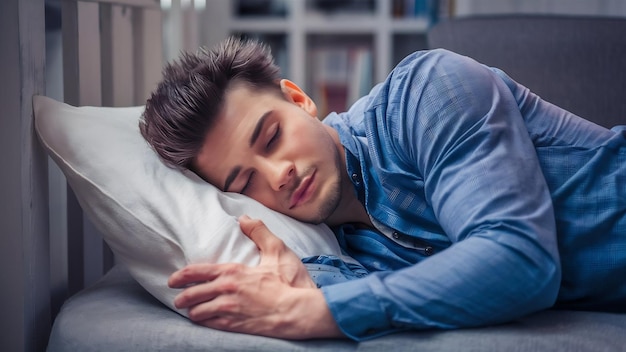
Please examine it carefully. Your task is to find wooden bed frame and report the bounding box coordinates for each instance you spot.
[3,1,162,350]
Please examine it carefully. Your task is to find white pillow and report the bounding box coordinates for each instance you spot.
[33,95,353,313]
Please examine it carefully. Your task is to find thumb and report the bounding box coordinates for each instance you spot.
[238,215,283,256]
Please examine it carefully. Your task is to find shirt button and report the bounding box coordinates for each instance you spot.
[392,231,400,239]
[424,246,434,256]
[351,173,361,184]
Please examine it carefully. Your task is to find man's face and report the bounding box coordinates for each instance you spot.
[194,81,344,224]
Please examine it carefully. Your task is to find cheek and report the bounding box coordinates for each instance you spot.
[257,196,286,215]
[250,186,280,207]
[290,125,328,153]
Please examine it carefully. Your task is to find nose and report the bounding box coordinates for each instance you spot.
[260,159,295,192]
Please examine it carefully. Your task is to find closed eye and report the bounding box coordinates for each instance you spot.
[240,171,256,195]
[266,124,280,150]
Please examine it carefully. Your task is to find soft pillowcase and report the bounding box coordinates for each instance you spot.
[33,95,354,314]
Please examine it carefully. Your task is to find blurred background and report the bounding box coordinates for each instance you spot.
[45,0,626,117]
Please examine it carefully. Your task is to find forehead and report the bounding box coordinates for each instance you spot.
[219,84,284,121]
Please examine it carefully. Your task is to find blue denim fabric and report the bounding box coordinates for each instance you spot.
[320,49,626,341]
[302,255,369,288]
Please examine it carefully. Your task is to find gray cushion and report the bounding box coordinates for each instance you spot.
[48,265,626,352]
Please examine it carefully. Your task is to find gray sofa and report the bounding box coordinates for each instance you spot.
[47,15,626,352]
[48,266,626,352]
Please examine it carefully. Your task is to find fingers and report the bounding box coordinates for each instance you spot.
[171,263,245,308]
[187,297,240,324]
[238,215,284,256]
[168,263,214,289]
[168,262,244,289]
[173,281,220,309]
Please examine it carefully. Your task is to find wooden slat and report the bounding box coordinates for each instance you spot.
[101,3,135,107]
[133,6,163,103]
[61,0,104,294]
[102,3,163,105]
[17,0,48,350]
[112,4,135,106]
[62,0,102,106]
[61,0,85,296]
[100,3,114,107]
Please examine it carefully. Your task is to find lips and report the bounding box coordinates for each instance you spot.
[289,170,316,209]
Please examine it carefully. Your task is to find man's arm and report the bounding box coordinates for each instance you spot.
[169,215,344,339]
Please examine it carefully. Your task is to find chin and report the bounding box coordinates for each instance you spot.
[310,185,342,224]
[290,211,326,225]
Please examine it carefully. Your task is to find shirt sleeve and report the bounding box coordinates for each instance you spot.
[321,49,562,341]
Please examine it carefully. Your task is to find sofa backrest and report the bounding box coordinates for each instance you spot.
[428,15,626,128]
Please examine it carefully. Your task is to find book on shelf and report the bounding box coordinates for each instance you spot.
[235,0,288,17]
[392,0,454,23]
[310,46,373,118]
[308,0,376,15]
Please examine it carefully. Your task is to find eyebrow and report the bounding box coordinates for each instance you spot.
[224,110,273,191]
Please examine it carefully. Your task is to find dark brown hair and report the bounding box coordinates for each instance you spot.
[139,36,282,170]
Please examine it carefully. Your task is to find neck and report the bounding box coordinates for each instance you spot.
[322,125,372,228]
[325,189,372,228]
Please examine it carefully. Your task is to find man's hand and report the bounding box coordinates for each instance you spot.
[168,215,344,339]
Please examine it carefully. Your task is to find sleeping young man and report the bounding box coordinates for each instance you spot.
[139,37,626,341]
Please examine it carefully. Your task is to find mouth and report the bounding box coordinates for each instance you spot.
[289,170,316,209]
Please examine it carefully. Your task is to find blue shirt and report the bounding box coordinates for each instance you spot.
[319,49,626,341]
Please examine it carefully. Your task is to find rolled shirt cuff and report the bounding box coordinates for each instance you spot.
[321,273,407,341]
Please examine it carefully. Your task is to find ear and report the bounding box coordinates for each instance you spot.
[279,79,318,118]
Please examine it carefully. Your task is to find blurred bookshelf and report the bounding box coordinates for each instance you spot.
[202,0,453,117]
